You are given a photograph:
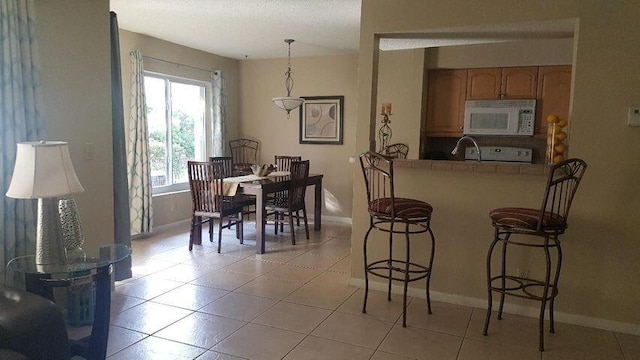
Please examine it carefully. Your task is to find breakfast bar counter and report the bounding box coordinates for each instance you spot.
[393,159,550,176]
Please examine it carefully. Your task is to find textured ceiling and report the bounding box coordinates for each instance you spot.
[110,2,575,60]
[110,0,362,60]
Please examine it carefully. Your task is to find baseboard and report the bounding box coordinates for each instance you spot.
[348,278,640,336]
[313,215,352,224]
[142,219,190,237]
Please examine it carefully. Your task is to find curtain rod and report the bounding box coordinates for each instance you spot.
[140,54,218,75]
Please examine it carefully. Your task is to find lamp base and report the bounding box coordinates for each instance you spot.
[36,198,67,265]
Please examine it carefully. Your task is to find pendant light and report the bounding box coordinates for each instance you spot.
[272,39,304,118]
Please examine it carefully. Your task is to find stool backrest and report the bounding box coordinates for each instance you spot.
[359,151,395,218]
[539,158,587,231]
[385,143,409,159]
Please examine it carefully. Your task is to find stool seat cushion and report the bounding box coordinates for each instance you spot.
[369,197,433,219]
[490,207,565,230]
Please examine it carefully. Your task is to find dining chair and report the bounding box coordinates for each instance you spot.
[483,158,587,351]
[273,155,302,229]
[210,156,257,220]
[209,156,234,177]
[359,151,436,327]
[274,155,301,173]
[188,161,252,253]
[384,143,409,159]
[228,138,259,175]
[265,160,310,245]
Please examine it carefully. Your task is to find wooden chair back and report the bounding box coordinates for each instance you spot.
[229,139,259,166]
[188,161,225,214]
[275,155,302,172]
[288,160,310,209]
[210,156,234,178]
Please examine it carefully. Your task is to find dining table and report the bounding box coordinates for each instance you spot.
[192,171,323,254]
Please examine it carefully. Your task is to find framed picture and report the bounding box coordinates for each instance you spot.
[299,96,344,145]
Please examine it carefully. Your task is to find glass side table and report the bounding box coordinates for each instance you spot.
[6,244,131,360]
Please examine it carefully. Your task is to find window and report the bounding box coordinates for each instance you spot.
[144,73,207,193]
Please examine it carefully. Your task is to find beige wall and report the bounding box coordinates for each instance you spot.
[35,0,113,252]
[354,0,640,331]
[118,30,240,227]
[239,55,358,220]
[376,49,424,159]
[425,38,574,69]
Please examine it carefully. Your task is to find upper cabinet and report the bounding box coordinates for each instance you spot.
[535,65,572,135]
[467,67,538,100]
[425,69,467,136]
[425,65,571,138]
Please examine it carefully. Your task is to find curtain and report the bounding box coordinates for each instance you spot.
[211,71,226,156]
[110,12,132,280]
[0,0,42,273]
[126,50,153,236]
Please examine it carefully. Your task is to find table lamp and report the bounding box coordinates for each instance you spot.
[6,141,85,265]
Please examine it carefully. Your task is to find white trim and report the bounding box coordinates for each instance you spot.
[348,277,640,336]
[142,219,190,238]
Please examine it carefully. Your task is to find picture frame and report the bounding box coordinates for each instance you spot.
[299,95,344,145]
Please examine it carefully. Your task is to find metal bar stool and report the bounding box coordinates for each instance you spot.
[483,158,587,351]
[359,151,436,327]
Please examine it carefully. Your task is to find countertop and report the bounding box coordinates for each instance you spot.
[394,159,550,176]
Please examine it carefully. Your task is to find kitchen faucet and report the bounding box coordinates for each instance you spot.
[451,135,482,162]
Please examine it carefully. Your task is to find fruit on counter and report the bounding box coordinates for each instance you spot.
[553,155,564,164]
[545,115,569,165]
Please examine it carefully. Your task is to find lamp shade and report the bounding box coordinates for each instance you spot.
[6,141,85,199]
[272,96,304,111]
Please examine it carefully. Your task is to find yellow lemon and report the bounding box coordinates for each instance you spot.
[553,155,564,164]
[557,119,568,128]
[554,143,566,154]
[555,131,567,141]
[546,114,559,123]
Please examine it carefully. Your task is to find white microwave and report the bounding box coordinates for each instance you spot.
[463,99,536,136]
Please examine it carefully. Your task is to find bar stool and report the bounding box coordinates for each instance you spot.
[359,151,436,327]
[483,158,587,351]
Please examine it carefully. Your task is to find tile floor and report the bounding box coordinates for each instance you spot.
[102,221,639,360]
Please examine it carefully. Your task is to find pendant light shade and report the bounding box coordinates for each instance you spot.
[272,97,304,111]
[272,39,303,118]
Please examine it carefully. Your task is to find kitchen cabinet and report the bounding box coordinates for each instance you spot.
[425,69,467,136]
[535,65,572,136]
[423,65,570,139]
[467,67,538,100]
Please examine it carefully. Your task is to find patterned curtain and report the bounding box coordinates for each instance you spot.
[211,71,226,156]
[0,0,42,273]
[126,50,152,236]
